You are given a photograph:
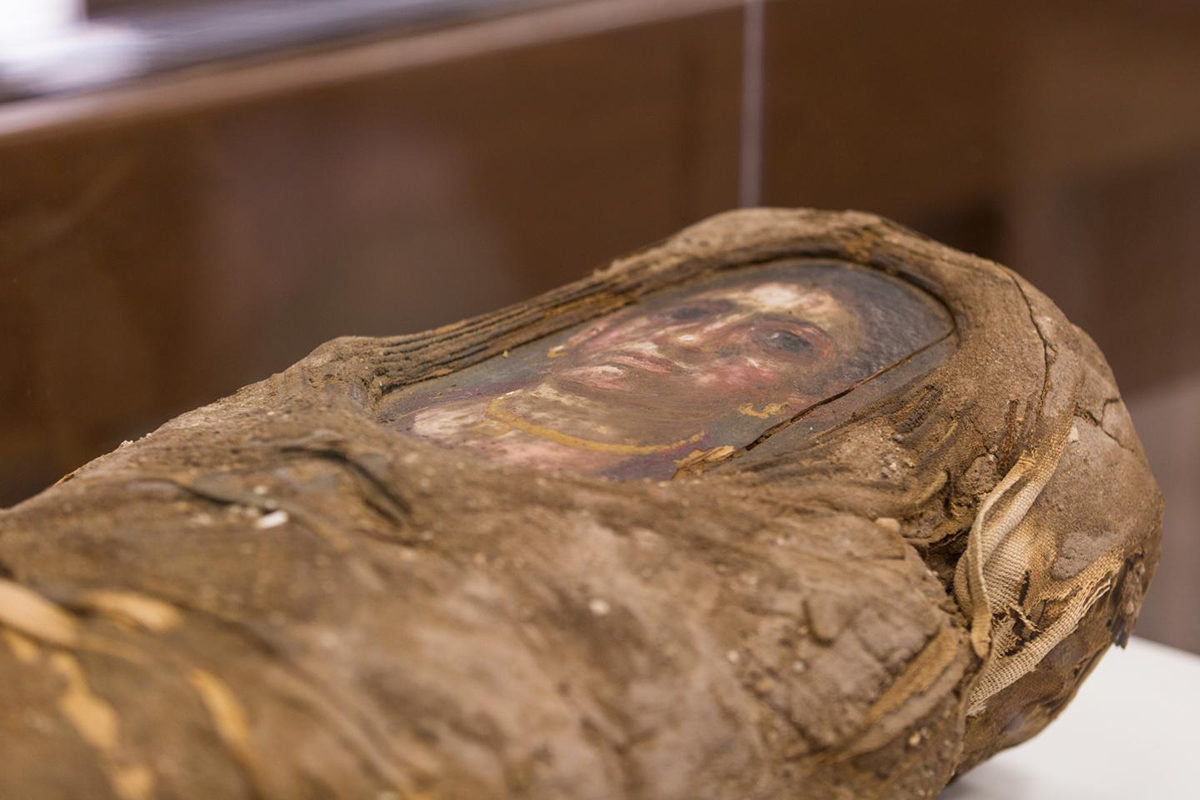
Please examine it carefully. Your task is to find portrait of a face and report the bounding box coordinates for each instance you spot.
[383,261,952,479]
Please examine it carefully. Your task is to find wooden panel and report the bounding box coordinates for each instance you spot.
[0,2,743,505]
[761,0,1200,391]
[383,260,953,480]
[1000,151,1200,394]
[762,0,1200,218]
[761,0,1014,217]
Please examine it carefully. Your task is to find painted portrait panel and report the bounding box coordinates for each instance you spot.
[382,261,953,479]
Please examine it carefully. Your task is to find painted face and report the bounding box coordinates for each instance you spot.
[548,281,855,413]
[387,261,953,478]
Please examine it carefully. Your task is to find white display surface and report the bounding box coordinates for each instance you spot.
[941,636,1200,799]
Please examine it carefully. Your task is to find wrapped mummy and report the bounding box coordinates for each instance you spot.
[0,209,1161,799]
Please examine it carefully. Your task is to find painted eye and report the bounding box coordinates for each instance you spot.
[768,329,815,354]
[665,305,712,322]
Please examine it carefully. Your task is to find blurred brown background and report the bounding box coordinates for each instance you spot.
[2,0,1197,652]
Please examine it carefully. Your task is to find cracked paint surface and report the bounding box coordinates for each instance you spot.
[385,261,953,478]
